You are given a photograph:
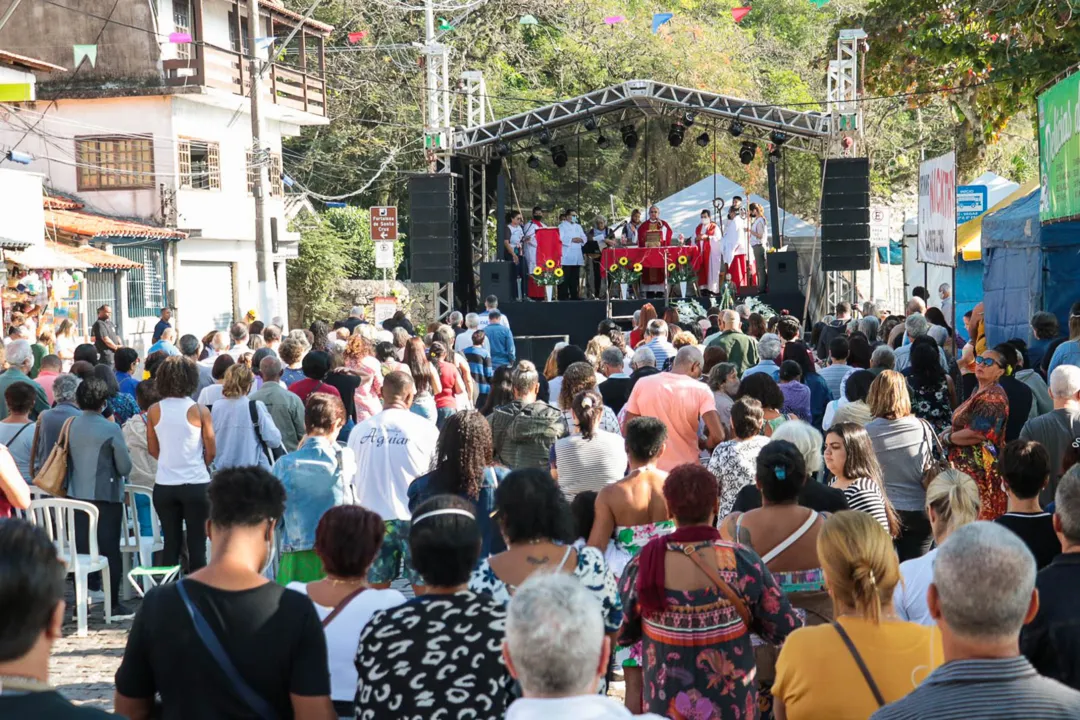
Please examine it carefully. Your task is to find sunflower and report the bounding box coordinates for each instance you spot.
[619,256,629,266]
[609,264,618,272]
[554,268,564,278]
[545,259,556,269]
[678,255,689,265]
[532,267,543,276]
[632,263,643,272]
[668,263,677,271]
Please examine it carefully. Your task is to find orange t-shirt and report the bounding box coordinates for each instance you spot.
[625,372,714,471]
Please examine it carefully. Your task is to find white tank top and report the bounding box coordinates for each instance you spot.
[154,397,211,486]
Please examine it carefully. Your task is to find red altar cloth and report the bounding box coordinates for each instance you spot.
[527,228,563,299]
[600,246,702,279]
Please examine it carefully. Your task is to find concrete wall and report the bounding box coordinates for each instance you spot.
[0,170,44,247]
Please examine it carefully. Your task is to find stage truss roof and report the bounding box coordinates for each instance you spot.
[452,79,832,161]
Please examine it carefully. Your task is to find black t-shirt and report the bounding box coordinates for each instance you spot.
[0,691,114,719]
[732,479,850,514]
[90,319,119,357]
[323,371,361,422]
[996,512,1061,570]
[115,579,329,720]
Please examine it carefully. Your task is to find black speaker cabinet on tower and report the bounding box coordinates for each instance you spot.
[820,158,872,271]
[480,262,514,302]
[409,174,459,282]
[766,251,800,295]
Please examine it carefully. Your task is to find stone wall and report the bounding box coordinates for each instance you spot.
[335,280,440,327]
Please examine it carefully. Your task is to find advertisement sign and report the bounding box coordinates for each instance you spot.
[372,296,398,327]
[917,152,957,267]
[369,206,398,240]
[957,185,988,224]
[869,206,891,246]
[1038,69,1080,223]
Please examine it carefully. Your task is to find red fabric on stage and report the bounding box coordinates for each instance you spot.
[695,222,720,288]
[600,246,701,278]
[729,254,751,290]
[527,228,563,299]
[636,220,673,287]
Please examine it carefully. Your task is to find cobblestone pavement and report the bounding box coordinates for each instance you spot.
[50,595,136,712]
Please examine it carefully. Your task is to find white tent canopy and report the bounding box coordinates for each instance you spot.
[654,173,817,241]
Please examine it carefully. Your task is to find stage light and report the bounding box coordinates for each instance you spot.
[728,120,745,138]
[668,123,685,147]
[551,144,568,168]
[695,131,710,148]
[495,140,510,158]
[621,125,639,149]
[583,115,598,131]
[739,141,757,165]
[597,133,611,150]
[537,127,552,145]
[769,130,788,146]
[682,110,697,126]
[526,154,540,169]
[768,144,782,164]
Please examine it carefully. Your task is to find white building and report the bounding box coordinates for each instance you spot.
[0,0,333,348]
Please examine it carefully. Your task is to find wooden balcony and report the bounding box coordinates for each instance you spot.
[164,44,327,119]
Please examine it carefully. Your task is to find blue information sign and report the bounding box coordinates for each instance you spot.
[957,185,988,224]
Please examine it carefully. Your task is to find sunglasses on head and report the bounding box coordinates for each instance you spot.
[974,356,1001,368]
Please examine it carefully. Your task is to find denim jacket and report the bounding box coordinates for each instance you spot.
[273,436,357,553]
[408,465,508,560]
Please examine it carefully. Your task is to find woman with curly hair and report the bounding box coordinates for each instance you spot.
[736,372,793,437]
[343,333,382,422]
[408,410,508,559]
[309,320,331,353]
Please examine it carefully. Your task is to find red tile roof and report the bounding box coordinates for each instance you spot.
[43,196,186,240]
[0,49,66,73]
[260,0,334,34]
[49,242,143,270]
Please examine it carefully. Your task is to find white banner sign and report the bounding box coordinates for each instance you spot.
[374,240,395,270]
[917,152,957,267]
[869,205,891,247]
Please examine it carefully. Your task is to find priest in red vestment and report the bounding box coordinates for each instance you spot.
[636,205,673,294]
[695,209,723,294]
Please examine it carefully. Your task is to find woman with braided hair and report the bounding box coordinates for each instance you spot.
[407,410,507,559]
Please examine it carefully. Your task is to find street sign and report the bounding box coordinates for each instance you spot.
[956,185,988,224]
[369,206,398,241]
[374,240,395,270]
[869,205,891,246]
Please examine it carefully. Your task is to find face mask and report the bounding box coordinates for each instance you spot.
[533,213,542,221]
[571,215,579,223]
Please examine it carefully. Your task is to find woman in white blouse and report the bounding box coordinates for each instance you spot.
[210,364,282,471]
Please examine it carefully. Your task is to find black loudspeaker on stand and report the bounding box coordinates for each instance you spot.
[766,251,800,295]
[820,158,872,272]
[409,174,459,283]
[480,262,514,302]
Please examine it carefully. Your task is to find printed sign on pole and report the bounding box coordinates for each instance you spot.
[374,241,395,270]
[917,152,957,267]
[1038,70,1080,223]
[369,206,398,241]
[956,185,988,224]
[373,296,398,327]
[869,206,891,246]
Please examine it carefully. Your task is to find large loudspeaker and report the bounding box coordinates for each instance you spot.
[480,262,514,301]
[409,174,458,282]
[766,251,800,295]
[820,158,871,271]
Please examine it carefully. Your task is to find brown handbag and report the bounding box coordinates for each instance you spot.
[32,417,75,497]
[682,544,752,628]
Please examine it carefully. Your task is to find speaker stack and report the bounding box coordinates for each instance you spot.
[480,261,514,301]
[408,174,458,282]
[820,158,871,271]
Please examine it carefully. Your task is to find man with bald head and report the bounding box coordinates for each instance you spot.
[348,370,438,588]
[624,345,724,470]
[706,309,759,376]
[250,355,305,453]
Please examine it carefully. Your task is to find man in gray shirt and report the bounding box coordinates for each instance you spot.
[250,355,306,453]
[179,334,213,401]
[1020,365,1080,504]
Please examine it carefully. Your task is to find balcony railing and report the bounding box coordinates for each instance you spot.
[164,44,326,118]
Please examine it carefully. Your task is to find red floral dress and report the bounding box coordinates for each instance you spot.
[948,383,1009,519]
[618,539,801,719]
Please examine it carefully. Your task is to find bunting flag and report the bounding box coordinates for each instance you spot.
[168,32,192,43]
[255,36,275,50]
[73,45,97,68]
[731,7,751,22]
[438,18,454,31]
[347,31,367,43]
[809,0,830,6]
[603,15,626,25]
[652,12,673,33]
[519,14,538,25]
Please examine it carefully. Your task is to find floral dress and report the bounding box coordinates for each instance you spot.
[609,520,676,669]
[949,383,1008,520]
[618,539,801,720]
[708,436,772,519]
[908,373,951,434]
[108,392,140,426]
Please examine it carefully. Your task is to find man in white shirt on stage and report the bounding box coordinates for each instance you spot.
[721,196,751,290]
[558,208,586,300]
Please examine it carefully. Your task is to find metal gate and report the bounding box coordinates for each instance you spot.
[85,270,120,336]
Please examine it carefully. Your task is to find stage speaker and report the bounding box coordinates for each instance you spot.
[409,174,458,282]
[513,335,568,366]
[480,262,514,302]
[766,251,799,295]
[821,158,871,271]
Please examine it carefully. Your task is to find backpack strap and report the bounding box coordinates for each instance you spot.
[681,544,752,629]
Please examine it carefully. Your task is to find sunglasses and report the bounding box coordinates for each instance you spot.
[974,356,1001,368]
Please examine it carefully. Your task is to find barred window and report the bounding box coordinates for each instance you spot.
[178,138,220,190]
[247,151,284,196]
[173,0,192,60]
[75,136,155,191]
[113,245,166,318]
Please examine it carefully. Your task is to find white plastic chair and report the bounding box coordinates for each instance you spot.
[28,498,112,637]
[120,486,164,598]
[11,487,48,521]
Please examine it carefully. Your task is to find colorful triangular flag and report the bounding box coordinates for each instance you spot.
[519,14,538,25]
[168,32,192,43]
[603,15,626,25]
[438,18,454,31]
[652,12,673,33]
[255,36,275,50]
[809,0,830,6]
[732,7,751,22]
[347,30,367,43]
[73,45,97,68]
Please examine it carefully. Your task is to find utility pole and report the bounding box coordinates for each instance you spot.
[248,0,275,323]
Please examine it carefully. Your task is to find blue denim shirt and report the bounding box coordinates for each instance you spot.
[483,323,517,368]
[273,436,356,553]
[408,465,508,560]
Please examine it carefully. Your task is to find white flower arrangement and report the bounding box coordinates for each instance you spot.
[745,295,778,319]
[673,298,709,323]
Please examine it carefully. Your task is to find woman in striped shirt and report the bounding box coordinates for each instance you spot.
[824,422,900,537]
[551,389,627,499]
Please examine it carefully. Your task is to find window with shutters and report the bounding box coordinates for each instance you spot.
[178,138,220,190]
[173,0,192,60]
[75,136,155,191]
[113,245,166,318]
[246,151,284,196]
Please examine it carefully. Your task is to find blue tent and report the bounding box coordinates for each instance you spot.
[982,188,1080,348]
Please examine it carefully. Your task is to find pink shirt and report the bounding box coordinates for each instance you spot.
[36,370,59,405]
[625,372,715,471]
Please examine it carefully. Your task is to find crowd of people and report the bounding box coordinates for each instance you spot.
[4,289,1080,719]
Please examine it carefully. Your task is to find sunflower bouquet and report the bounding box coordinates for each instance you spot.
[666,253,697,283]
[532,258,565,287]
[608,255,643,284]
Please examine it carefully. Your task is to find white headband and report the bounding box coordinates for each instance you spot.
[412,508,475,525]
